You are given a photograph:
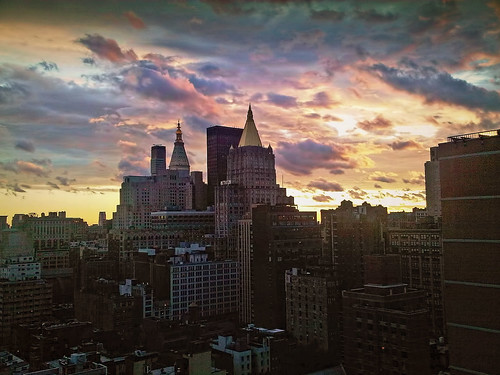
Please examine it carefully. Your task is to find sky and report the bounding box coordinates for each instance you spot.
[1,0,499,225]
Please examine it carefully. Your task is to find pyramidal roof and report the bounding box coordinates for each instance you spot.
[238,105,262,147]
[169,121,190,171]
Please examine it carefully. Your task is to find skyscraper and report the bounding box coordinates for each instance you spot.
[169,121,190,174]
[438,129,500,375]
[150,145,166,176]
[215,106,293,260]
[206,125,243,206]
[425,146,441,217]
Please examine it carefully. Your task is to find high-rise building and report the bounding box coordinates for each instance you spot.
[342,255,430,375]
[169,121,190,173]
[151,144,167,176]
[206,125,243,206]
[438,129,500,375]
[215,106,293,260]
[285,267,340,355]
[321,201,386,292]
[98,211,107,227]
[385,226,444,338]
[425,146,441,217]
[249,205,322,329]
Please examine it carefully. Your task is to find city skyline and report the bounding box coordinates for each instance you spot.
[1,1,500,224]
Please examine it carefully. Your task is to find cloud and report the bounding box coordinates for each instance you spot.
[77,34,137,63]
[267,93,298,108]
[370,62,500,112]
[29,61,59,72]
[124,11,146,29]
[117,157,149,177]
[187,75,236,96]
[370,171,397,184]
[276,139,353,175]
[403,172,424,185]
[47,181,60,190]
[82,57,96,66]
[357,115,393,134]
[348,187,369,200]
[15,140,35,153]
[1,160,52,177]
[6,183,26,193]
[308,178,343,192]
[355,9,398,23]
[313,194,333,202]
[389,140,422,150]
[118,140,145,155]
[56,176,76,186]
[306,91,337,108]
[310,9,345,21]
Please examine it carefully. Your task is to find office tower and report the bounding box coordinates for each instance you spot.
[386,226,444,337]
[285,267,340,355]
[169,121,190,173]
[207,125,243,206]
[113,122,206,232]
[215,106,293,260]
[98,211,107,227]
[342,255,430,375]
[151,144,167,176]
[0,216,8,231]
[321,201,386,292]
[249,205,322,329]
[438,129,500,375]
[425,146,441,217]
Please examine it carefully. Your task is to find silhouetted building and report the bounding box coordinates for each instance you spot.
[342,255,430,375]
[425,146,441,217]
[215,106,293,260]
[438,129,500,375]
[250,205,321,329]
[285,267,340,356]
[151,144,167,176]
[207,125,243,207]
[386,227,444,337]
[321,201,386,292]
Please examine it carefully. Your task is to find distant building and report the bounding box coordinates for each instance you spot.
[206,125,243,207]
[0,351,29,375]
[438,129,500,375]
[151,144,167,176]
[26,352,107,375]
[385,227,444,337]
[321,201,386,293]
[98,212,107,228]
[425,146,441,217]
[342,255,430,375]
[285,267,340,355]
[215,106,293,260]
[249,205,322,329]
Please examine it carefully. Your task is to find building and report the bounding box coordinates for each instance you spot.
[321,201,386,293]
[26,352,107,375]
[385,227,444,337]
[151,144,167,176]
[0,351,29,375]
[342,255,430,375]
[168,244,239,321]
[424,146,441,217]
[437,129,500,375]
[249,205,322,329]
[215,106,293,260]
[206,126,243,207]
[112,122,206,232]
[285,267,340,356]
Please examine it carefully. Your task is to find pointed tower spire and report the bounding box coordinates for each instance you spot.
[169,120,190,171]
[238,104,262,147]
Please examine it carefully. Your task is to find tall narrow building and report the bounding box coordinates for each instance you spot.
[215,106,293,260]
[151,145,167,176]
[206,125,243,206]
[438,129,500,375]
[425,146,441,217]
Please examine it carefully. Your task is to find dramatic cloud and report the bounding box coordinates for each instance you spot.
[308,179,343,192]
[370,172,397,184]
[348,187,369,200]
[357,115,393,134]
[29,61,59,72]
[389,140,422,150]
[276,139,352,175]
[15,140,35,153]
[77,34,138,63]
[306,91,337,108]
[370,62,500,112]
[313,194,333,202]
[267,93,298,108]
[403,172,424,185]
[124,11,146,29]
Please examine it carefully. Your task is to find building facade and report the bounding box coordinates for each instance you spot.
[438,129,500,375]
